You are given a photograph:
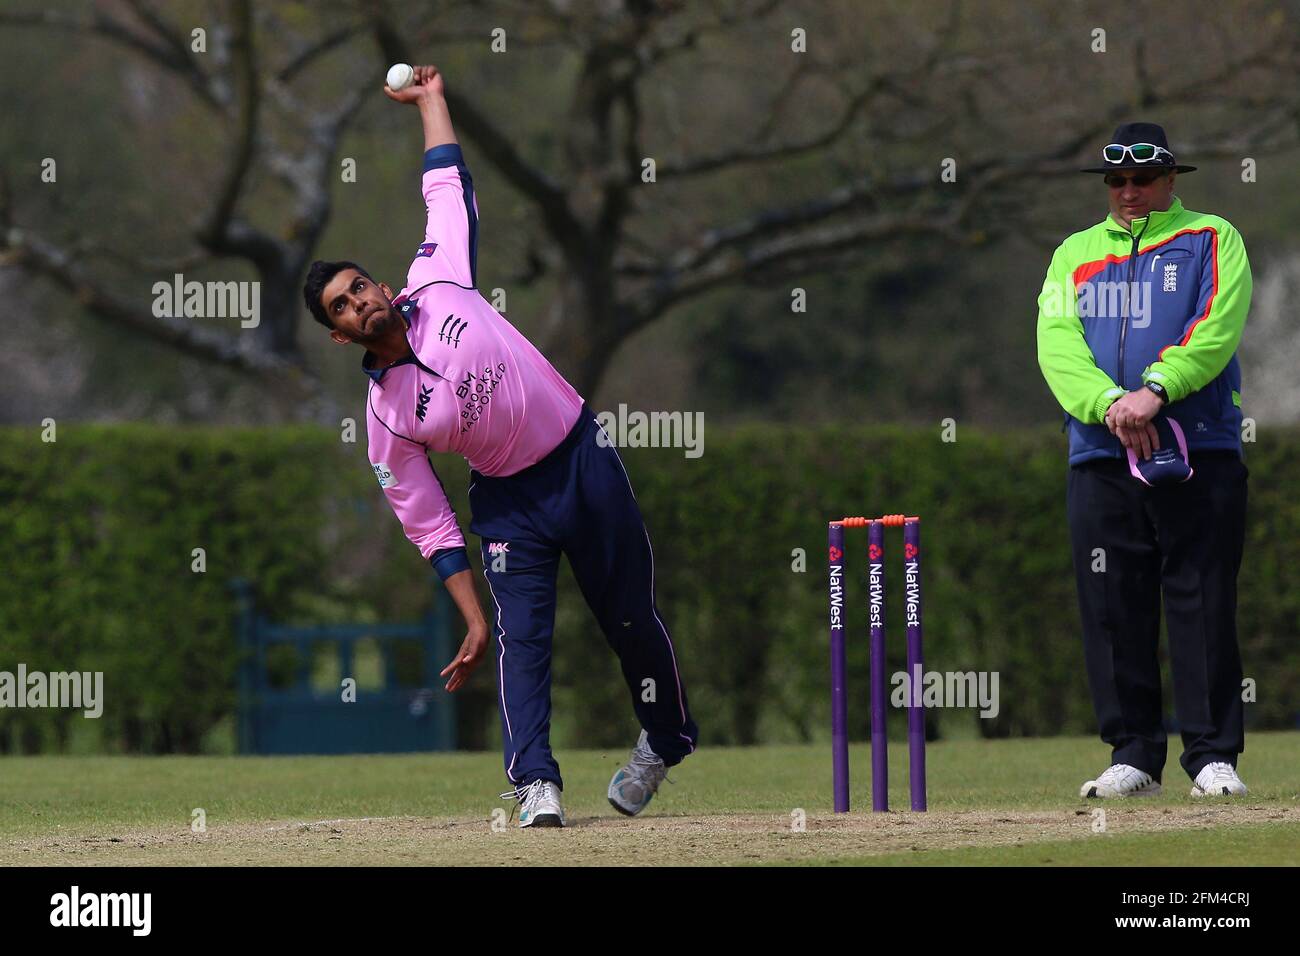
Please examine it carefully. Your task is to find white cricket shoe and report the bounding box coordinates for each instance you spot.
[500,779,565,828]
[1080,763,1162,799]
[608,730,669,817]
[1190,762,1248,797]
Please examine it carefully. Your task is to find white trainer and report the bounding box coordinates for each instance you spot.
[1190,762,1248,797]
[608,730,670,816]
[1080,763,1162,798]
[500,779,565,828]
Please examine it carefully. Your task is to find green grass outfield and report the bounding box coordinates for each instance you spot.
[1,733,1297,865]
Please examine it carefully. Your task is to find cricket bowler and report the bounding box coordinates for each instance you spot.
[303,65,699,827]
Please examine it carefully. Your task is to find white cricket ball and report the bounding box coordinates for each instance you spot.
[386,63,414,91]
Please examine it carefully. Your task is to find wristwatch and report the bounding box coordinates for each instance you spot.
[1144,381,1168,404]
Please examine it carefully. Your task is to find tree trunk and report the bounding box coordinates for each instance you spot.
[540,265,624,400]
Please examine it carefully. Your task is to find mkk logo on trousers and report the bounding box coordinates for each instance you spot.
[487,542,510,555]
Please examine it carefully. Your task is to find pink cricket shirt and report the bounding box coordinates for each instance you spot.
[363,144,584,571]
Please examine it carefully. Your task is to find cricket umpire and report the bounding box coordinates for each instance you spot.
[1036,122,1252,799]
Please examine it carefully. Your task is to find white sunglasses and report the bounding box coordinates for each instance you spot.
[1103,143,1175,164]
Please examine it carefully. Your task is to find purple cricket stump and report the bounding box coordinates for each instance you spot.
[868,520,888,812]
[904,518,927,811]
[828,522,849,813]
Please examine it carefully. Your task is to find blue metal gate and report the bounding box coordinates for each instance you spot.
[231,579,457,754]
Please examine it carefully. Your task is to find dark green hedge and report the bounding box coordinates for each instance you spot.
[1,424,1296,754]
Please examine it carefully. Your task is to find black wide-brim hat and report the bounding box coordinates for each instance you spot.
[1081,121,1197,174]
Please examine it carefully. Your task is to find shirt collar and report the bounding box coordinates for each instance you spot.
[1105,196,1185,236]
[361,350,420,384]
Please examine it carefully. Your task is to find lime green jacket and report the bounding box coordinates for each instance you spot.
[1036,197,1251,464]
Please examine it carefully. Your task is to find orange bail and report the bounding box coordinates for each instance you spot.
[878,514,919,526]
[836,515,920,527]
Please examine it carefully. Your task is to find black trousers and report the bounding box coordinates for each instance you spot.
[1067,451,1248,782]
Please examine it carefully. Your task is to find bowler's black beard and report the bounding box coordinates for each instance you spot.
[351,304,401,345]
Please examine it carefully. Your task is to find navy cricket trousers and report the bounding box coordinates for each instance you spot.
[468,407,699,790]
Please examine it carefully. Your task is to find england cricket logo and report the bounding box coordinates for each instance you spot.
[1162,262,1177,292]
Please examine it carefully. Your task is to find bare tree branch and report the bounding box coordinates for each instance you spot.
[655,1,963,180]
[660,80,875,178]
[0,5,224,110]
[1,224,301,379]
[623,163,1012,329]
[367,7,578,237]
[261,73,371,247]
[640,0,783,67]
[626,212,915,324]
[277,22,366,82]
[197,0,258,254]
[69,240,212,275]
[619,43,1300,338]
[619,171,929,281]
[121,0,203,73]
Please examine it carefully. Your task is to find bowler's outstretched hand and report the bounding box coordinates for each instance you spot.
[384,64,445,104]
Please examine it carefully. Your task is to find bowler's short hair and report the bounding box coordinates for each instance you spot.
[303,260,374,329]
